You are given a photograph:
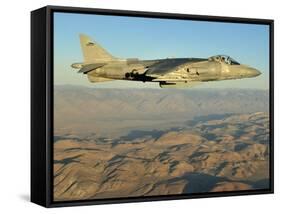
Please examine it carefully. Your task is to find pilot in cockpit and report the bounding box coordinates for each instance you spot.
[209,55,240,65]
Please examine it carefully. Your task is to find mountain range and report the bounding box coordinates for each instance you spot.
[54,111,270,201]
[54,85,269,137]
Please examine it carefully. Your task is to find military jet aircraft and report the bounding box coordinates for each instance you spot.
[71,34,261,88]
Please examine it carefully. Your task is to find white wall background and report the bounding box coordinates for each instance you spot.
[0,0,279,212]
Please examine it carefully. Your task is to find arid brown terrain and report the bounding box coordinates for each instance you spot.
[54,109,270,201]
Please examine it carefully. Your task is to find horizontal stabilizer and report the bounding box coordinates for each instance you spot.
[78,63,106,74]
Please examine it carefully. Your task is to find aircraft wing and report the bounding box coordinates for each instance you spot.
[145,58,206,77]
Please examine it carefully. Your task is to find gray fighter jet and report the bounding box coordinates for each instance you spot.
[71,34,261,88]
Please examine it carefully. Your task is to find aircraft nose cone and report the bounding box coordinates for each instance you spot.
[244,67,261,77]
[249,68,261,77]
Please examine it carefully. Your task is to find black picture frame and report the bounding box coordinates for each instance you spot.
[31,5,274,208]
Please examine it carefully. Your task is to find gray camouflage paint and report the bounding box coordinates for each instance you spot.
[71,34,261,88]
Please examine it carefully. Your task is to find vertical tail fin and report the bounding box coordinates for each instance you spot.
[79,34,116,63]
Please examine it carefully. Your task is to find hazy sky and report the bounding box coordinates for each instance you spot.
[54,12,270,89]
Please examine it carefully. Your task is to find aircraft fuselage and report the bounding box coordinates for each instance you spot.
[72,34,261,88]
[75,57,260,84]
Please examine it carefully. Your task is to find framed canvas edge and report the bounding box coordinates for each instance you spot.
[31,7,48,207]
[33,5,274,208]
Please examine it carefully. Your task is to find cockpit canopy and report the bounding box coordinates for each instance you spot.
[208,55,240,65]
